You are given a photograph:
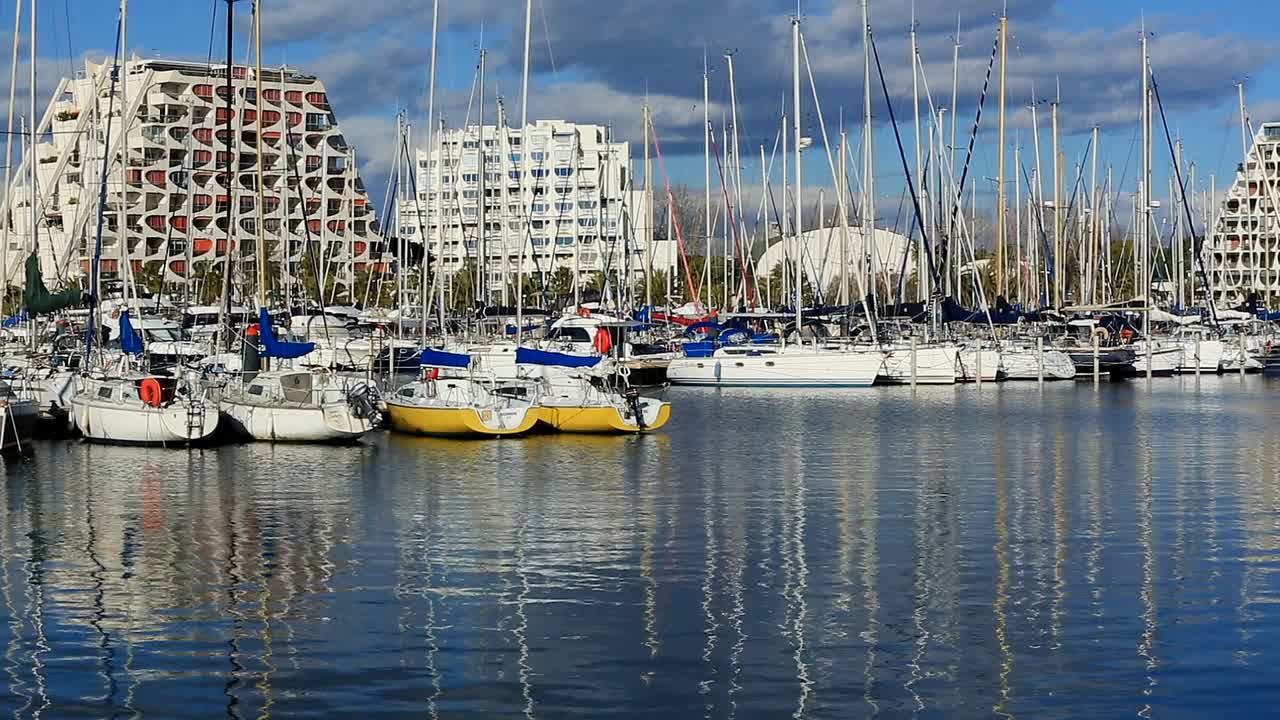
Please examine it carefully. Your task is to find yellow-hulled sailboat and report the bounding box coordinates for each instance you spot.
[517,348,671,434]
[384,349,541,438]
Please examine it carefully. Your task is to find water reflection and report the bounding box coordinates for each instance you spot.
[0,381,1277,717]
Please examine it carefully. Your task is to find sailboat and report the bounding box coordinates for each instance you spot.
[70,310,220,445]
[519,348,671,433]
[219,310,376,442]
[216,3,375,444]
[384,348,542,438]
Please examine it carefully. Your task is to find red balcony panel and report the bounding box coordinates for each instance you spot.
[145,216,166,231]
[261,88,281,104]
[169,259,186,274]
[193,84,214,100]
[285,90,303,104]
[170,216,188,232]
[193,238,214,254]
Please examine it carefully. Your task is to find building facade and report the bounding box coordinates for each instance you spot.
[2,56,384,302]
[1207,122,1280,306]
[397,120,652,305]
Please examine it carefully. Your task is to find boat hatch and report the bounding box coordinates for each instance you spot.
[280,373,314,403]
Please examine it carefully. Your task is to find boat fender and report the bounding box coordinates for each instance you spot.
[1092,327,1110,343]
[139,377,164,408]
[425,367,440,381]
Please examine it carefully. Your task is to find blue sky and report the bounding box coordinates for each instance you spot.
[7,0,1279,225]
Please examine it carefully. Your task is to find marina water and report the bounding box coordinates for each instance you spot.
[1,379,1278,717]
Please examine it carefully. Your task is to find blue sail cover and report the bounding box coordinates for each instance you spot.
[119,310,144,354]
[419,348,472,369]
[259,308,316,359]
[515,347,601,368]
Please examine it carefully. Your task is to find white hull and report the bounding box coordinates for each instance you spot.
[220,400,370,442]
[1175,339,1224,374]
[1000,348,1077,380]
[957,348,1002,382]
[70,377,218,445]
[875,346,960,385]
[668,347,881,387]
[1132,342,1182,376]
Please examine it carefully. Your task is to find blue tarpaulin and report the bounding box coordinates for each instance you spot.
[419,348,472,369]
[515,347,601,368]
[259,308,316,359]
[119,310,144,354]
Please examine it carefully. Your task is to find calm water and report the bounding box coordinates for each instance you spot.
[1,378,1279,718]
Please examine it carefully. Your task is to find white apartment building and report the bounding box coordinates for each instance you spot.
[397,120,654,304]
[1207,121,1280,306]
[2,56,384,300]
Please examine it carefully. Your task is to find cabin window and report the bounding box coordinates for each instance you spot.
[247,384,265,396]
[765,361,775,367]
[97,387,114,400]
[397,388,415,398]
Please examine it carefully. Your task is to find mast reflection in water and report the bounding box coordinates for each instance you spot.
[2,378,1280,717]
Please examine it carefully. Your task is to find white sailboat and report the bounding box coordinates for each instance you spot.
[0,379,38,452]
[216,5,375,444]
[667,343,882,387]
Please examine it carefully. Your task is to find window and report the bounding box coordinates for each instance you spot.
[531,203,549,214]
[555,236,574,246]
[462,190,479,199]
[555,167,573,177]
[555,202,573,213]
[531,168,549,179]
[578,217,597,227]
[97,386,114,400]
[461,173,479,183]
[463,140,479,149]
[508,170,521,180]
[248,384,265,396]
[530,151,545,162]
[578,200,598,210]
[509,153,521,163]
[531,237,548,247]
[304,113,331,131]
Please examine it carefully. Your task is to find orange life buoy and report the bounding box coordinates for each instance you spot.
[577,306,591,318]
[593,328,613,354]
[139,377,164,408]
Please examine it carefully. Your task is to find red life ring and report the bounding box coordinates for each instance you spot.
[577,306,591,318]
[425,367,440,380]
[139,377,164,408]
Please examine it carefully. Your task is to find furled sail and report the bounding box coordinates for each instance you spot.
[23,252,86,316]
[258,308,316,359]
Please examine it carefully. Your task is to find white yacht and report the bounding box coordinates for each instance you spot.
[667,344,882,387]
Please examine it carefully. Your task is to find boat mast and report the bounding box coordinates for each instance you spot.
[861,0,874,318]
[792,13,802,332]
[215,0,235,353]
[422,0,439,342]
[1051,95,1061,307]
[254,0,267,311]
[1140,26,1152,366]
[0,0,21,316]
[911,4,926,301]
[702,55,711,309]
[995,8,1008,300]
[29,0,38,309]
[1090,125,1099,304]
[643,103,652,309]
[476,46,487,308]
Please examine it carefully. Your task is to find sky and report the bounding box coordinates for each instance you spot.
[2,0,1277,230]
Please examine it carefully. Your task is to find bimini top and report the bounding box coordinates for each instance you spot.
[515,347,601,368]
[420,348,472,369]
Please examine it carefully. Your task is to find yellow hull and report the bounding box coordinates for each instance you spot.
[538,403,672,434]
[385,403,539,437]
